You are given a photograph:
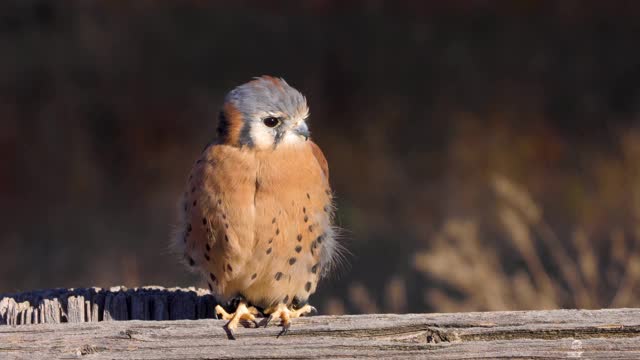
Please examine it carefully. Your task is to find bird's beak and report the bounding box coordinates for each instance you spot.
[294,122,310,140]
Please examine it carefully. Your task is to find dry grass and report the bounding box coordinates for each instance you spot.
[411,174,640,312]
[323,126,640,314]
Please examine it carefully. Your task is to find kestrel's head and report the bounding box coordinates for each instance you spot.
[217,76,310,149]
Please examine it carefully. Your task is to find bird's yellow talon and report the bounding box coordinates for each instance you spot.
[215,305,233,320]
[262,302,316,336]
[217,300,260,339]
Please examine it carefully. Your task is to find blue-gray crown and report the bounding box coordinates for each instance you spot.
[225,76,308,121]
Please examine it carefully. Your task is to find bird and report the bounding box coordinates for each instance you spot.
[172,76,342,339]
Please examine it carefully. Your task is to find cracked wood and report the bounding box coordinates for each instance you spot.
[1,287,640,359]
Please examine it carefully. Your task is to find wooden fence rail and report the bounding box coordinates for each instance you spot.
[1,287,640,359]
[1,286,217,325]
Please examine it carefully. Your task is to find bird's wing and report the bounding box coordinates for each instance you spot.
[309,141,329,181]
[174,144,258,299]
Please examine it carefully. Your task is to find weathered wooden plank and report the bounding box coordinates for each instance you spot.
[2,288,639,358]
[130,292,147,320]
[0,309,639,359]
[169,291,196,320]
[0,287,218,325]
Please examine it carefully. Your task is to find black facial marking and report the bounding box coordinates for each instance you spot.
[239,118,255,148]
[311,264,318,274]
[193,200,197,206]
[209,273,216,282]
[191,187,196,193]
[222,214,227,220]
[268,238,273,244]
[308,225,314,232]
[227,264,233,272]
[303,207,306,214]
[202,218,207,225]
[251,273,257,280]
[204,253,210,261]
[274,272,283,281]
[297,234,302,241]
[187,224,192,232]
[289,257,297,265]
[225,223,229,229]
[217,110,229,138]
[316,234,324,244]
[188,257,195,266]
[283,295,289,304]
[295,245,302,253]
[274,127,286,145]
[225,234,229,242]
[272,217,276,224]
[276,228,280,235]
[266,247,272,254]
[218,199,222,205]
[324,206,329,213]
[325,189,331,196]
[208,283,213,291]
[306,193,311,200]
[206,243,211,251]
[304,215,309,222]
[305,282,312,292]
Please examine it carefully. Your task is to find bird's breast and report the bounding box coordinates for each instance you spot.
[227,145,333,308]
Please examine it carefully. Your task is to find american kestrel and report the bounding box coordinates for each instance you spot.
[173,76,341,338]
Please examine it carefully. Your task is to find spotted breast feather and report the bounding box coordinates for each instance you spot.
[175,141,337,310]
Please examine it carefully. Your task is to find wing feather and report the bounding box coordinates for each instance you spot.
[172,144,257,300]
[309,141,329,181]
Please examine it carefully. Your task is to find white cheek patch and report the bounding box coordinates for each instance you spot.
[280,131,306,145]
[250,124,276,149]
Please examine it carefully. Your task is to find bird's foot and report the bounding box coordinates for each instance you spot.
[262,303,318,337]
[215,301,260,340]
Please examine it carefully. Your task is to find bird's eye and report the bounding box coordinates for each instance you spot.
[263,117,281,128]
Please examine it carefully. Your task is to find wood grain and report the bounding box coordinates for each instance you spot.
[2,287,639,359]
[1,287,217,325]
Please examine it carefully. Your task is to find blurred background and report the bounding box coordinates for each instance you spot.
[1,1,640,314]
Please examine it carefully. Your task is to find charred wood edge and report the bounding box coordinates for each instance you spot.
[0,286,220,325]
